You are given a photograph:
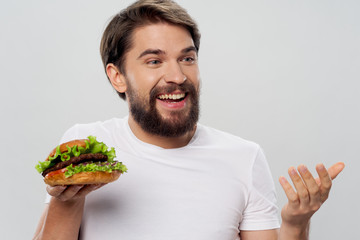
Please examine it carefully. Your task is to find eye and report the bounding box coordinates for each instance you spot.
[147,59,162,65]
[180,56,196,64]
[181,54,198,64]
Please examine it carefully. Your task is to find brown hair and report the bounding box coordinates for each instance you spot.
[100,0,201,100]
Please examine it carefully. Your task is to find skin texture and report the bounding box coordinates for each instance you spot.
[33,22,345,240]
[106,23,200,149]
[33,184,105,240]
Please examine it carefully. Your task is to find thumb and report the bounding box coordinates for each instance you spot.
[326,162,345,180]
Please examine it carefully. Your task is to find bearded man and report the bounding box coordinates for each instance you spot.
[34,1,344,240]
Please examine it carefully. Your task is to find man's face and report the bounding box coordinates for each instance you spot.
[122,23,200,137]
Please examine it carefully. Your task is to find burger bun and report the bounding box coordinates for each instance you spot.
[44,169,121,186]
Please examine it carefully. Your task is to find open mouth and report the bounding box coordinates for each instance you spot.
[156,93,187,102]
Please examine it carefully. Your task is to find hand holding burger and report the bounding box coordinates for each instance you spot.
[36,136,127,186]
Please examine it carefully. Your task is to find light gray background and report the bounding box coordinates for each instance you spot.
[1,0,358,239]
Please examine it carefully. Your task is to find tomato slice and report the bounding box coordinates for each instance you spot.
[45,168,67,178]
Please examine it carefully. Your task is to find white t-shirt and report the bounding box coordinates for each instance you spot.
[47,117,279,240]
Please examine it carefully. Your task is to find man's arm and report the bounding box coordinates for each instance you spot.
[33,184,104,240]
[240,162,345,240]
[240,229,278,240]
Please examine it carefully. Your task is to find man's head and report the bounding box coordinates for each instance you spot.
[100,0,201,100]
[100,0,201,138]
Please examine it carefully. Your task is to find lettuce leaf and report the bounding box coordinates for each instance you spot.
[65,162,127,178]
[35,136,119,173]
[35,161,53,173]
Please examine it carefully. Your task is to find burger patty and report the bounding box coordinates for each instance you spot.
[42,153,108,177]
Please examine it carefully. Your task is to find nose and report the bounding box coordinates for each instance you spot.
[163,61,187,84]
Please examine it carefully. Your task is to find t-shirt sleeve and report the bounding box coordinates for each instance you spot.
[239,147,280,230]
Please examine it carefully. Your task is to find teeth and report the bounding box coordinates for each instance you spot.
[158,93,185,100]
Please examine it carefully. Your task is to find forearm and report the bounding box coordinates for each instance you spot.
[33,197,85,240]
[278,221,310,240]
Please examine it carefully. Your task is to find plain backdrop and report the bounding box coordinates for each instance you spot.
[1,0,359,239]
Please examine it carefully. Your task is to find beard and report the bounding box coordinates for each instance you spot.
[126,81,200,138]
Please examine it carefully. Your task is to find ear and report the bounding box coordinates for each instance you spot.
[106,63,127,93]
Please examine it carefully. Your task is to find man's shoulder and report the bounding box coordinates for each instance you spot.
[73,117,125,131]
[61,117,127,143]
[196,123,260,151]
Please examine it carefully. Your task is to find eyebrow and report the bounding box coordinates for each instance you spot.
[181,46,197,54]
[137,49,166,59]
[137,46,197,59]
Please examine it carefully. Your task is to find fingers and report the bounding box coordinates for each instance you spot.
[315,164,333,202]
[283,166,321,208]
[279,176,299,205]
[46,185,67,198]
[288,166,312,205]
[298,165,321,205]
[46,184,106,202]
[280,162,344,228]
[57,185,85,201]
[75,184,107,199]
[281,162,344,207]
[280,165,322,209]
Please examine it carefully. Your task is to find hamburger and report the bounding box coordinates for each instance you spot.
[35,135,127,186]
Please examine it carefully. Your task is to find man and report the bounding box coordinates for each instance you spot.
[33,0,344,239]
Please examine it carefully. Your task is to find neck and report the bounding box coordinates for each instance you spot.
[128,115,196,149]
